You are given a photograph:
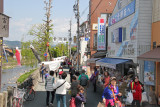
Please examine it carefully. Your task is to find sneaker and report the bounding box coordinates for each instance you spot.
[49,103,53,107]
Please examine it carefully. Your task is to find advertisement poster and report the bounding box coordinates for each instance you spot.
[97,17,106,50]
[144,61,155,86]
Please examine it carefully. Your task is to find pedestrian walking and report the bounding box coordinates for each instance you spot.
[93,67,99,92]
[103,72,110,88]
[102,77,122,107]
[45,71,55,106]
[39,63,46,82]
[69,66,75,83]
[71,75,79,97]
[75,85,86,107]
[130,75,144,107]
[78,70,89,100]
[53,72,71,107]
[55,70,58,77]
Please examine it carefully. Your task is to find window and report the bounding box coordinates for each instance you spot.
[123,27,126,41]
[93,33,97,50]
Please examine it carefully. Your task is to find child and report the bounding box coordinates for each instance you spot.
[45,71,49,80]
[75,85,86,107]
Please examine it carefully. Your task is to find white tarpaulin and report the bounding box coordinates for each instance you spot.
[41,61,60,71]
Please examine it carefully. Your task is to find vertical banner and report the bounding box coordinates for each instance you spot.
[15,47,21,66]
[97,17,106,50]
[144,61,155,86]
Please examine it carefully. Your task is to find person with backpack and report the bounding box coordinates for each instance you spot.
[130,75,144,107]
[75,85,86,107]
[78,70,89,100]
[53,72,71,107]
[45,71,55,106]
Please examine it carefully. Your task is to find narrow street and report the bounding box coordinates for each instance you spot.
[23,68,103,107]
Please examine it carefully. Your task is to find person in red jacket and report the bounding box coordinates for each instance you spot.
[130,75,144,107]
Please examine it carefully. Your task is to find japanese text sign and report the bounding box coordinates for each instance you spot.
[0,13,9,37]
[108,0,135,26]
[97,17,106,50]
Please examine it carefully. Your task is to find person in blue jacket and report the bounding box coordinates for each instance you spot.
[102,77,122,107]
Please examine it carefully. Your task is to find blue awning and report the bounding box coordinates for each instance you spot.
[96,58,132,69]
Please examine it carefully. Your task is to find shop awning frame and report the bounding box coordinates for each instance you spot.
[96,58,132,69]
[138,47,160,62]
[87,58,101,63]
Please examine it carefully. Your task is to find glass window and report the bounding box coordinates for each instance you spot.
[123,27,126,41]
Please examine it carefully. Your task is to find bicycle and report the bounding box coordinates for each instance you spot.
[23,77,35,101]
[12,87,25,107]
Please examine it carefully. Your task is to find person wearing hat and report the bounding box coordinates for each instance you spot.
[102,77,122,107]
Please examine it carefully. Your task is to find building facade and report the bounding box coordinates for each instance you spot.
[151,0,160,102]
[89,0,117,56]
[108,0,154,99]
[0,0,3,13]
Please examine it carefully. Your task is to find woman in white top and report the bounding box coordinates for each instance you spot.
[53,72,70,107]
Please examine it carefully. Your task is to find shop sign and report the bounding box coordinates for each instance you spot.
[92,23,98,30]
[0,13,9,37]
[144,61,155,86]
[97,17,106,50]
[108,0,135,26]
[130,10,139,40]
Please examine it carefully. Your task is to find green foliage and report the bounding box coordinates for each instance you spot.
[71,47,77,52]
[21,41,37,67]
[28,24,53,60]
[51,42,69,58]
[17,68,37,84]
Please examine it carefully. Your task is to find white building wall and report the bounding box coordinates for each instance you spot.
[80,37,87,65]
[108,0,152,64]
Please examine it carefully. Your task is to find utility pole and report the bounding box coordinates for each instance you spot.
[44,0,53,61]
[68,20,72,61]
[73,0,80,71]
[0,38,2,91]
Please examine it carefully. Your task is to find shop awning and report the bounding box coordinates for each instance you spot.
[96,58,132,69]
[87,58,101,63]
[91,51,107,58]
[138,47,160,61]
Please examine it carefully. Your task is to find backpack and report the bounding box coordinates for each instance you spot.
[69,97,76,107]
[80,75,88,86]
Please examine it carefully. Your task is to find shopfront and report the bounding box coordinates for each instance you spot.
[138,47,160,104]
[107,0,153,102]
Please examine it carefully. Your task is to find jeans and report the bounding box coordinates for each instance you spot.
[46,91,55,105]
[132,100,140,107]
[56,94,66,107]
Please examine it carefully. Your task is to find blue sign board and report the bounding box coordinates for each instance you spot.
[144,61,155,86]
[85,37,89,41]
[108,0,135,26]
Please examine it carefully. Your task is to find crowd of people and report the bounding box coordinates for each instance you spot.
[39,60,146,107]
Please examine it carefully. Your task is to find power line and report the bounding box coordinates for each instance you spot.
[90,0,103,17]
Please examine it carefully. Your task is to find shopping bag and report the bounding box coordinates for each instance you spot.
[69,97,76,107]
[142,92,148,102]
[125,91,133,104]
[97,102,105,107]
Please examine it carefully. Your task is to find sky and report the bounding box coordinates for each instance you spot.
[4,0,89,42]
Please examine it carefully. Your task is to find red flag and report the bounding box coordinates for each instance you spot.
[100,19,104,23]
[15,49,21,66]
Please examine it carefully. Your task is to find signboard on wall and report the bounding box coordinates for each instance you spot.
[144,61,155,86]
[92,23,98,30]
[130,10,139,40]
[0,13,9,37]
[108,0,135,26]
[97,17,106,50]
